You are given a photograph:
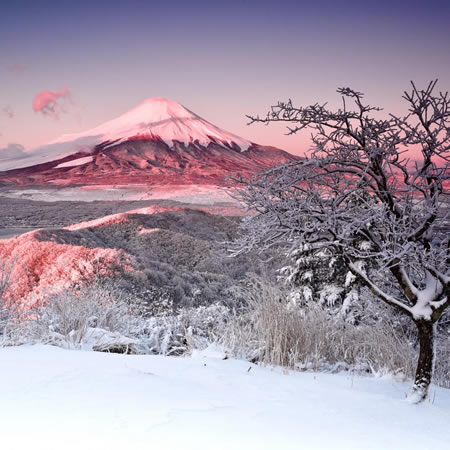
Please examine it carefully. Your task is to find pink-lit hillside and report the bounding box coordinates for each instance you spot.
[0,205,243,309]
[0,206,184,308]
[0,229,131,309]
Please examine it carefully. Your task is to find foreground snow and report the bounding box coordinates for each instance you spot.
[1,345,449,450]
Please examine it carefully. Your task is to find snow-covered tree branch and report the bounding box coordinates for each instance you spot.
[236,80,450,402]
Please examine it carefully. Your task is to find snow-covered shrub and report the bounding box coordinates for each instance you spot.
[137,304,230,355]
[279,246,363,324]
[40,283,136,340]
[0,281,146,348]
[0,259,29,345]
[2,277,232,357]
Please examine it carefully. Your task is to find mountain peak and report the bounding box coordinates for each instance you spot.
[141,97,180,104]
[125,97,197,122]
[144,97,172,102]
[47,97,252,151]
[138,97,191,111]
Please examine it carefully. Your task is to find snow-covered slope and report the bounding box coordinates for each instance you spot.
[1,345,449,450]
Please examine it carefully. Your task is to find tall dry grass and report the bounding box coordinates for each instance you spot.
[224,276,436,382]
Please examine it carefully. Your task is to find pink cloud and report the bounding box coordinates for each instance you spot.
[32,85,74,119]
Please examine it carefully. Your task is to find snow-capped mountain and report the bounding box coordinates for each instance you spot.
[50,97,254,152]
[0,98,297,185]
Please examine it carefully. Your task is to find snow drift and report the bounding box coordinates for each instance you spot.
[0,345,449,450]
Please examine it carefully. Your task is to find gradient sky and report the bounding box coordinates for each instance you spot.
[1,0,449,156]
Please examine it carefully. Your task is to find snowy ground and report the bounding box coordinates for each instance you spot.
[1,345,449,450]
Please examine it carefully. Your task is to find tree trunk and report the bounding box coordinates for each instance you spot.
[410,319,435,403]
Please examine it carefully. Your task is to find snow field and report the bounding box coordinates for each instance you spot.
[0,345,449,450]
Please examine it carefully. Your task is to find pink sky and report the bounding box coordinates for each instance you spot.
[1,0,449,157]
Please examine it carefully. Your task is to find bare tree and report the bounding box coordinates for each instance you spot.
[236,80,449,402]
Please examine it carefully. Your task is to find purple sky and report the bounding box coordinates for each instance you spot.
[1,0,449,156]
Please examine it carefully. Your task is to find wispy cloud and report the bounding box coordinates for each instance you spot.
[32,85,74,119]
[0,143,26,160]
[2,106,14,119]
[7,63,27,74]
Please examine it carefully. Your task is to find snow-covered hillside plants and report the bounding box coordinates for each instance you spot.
[2,280,232,357]
[237,81,450,402]
[225,276,416,375]
[0,259,27,345]
[2,261,449,390]
[0,259,13,340]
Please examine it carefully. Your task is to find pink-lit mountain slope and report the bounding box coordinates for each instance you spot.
[0,206,244,309]
[0,98,297,185]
